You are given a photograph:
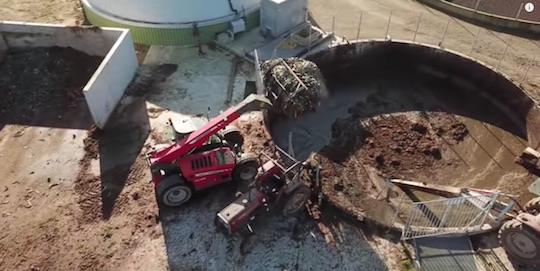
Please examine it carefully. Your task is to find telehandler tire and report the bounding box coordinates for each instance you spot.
[233,154,258,182]
[156,175,192,207]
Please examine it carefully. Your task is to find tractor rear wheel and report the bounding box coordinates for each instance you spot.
[283,185,311,216]
[524,197,540,215]
[156,175,193,207]
[499,219,540,266]
[222,126,244,148]
[233,155,258,182]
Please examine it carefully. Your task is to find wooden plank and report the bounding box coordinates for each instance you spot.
[390,179,461,198]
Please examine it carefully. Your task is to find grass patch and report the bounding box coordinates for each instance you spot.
[401,259,414,271]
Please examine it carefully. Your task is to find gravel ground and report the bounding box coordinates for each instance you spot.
[449,0,540,21]
[161,194,389,271]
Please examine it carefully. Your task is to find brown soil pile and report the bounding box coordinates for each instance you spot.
[0,47,102,124]
[313,110,469,219]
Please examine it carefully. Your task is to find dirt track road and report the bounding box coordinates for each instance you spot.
[309,0,540,103]
[0,0,83,25]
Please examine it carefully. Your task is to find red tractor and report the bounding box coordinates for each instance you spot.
[214,146,319,253]
[146,94,275,207]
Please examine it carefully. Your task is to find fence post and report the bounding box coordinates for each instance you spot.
[288,132,295,158]
[496,36,512,71]
[385,11,392,39]
[520,55,536,85]
[331,16,336,33]
[388,193,405,231]
[356,12,363,40]
[308,25,312,54]
[474,0,481,12]
[469,28,481,56]
[413,13,422,42]
[439,17,451,47]
[515,2,524,20]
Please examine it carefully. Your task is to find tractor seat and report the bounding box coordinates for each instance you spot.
[262,174,285,196]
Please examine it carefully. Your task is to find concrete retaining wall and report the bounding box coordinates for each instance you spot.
[418,0,540,36]
[0,21,139,129]
[305,40,540,148]
[0,32,7,62]
[83,31,138,129]
[0,21,120,56]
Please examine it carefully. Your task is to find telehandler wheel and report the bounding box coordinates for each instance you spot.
[499,219,540,266]
[240,233,258,255]
[283,185,311,216]
[156,175,193,207]
[233,155,258,182]
[524,197,540,215]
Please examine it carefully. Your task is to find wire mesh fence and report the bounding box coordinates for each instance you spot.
[289,8,540,102]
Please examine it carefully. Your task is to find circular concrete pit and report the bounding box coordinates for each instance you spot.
[267,40,540,222]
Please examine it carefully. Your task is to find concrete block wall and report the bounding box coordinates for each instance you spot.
[83,31,138,128]
[0,21,139,129]
[260,0,308,38]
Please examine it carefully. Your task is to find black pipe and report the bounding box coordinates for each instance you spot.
[228,0,239,15]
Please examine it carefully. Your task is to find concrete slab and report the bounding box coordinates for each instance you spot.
[415,236,479,271]
[143,46,249,118]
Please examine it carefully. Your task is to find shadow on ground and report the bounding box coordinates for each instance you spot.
[75,63,177,221]
[97,96,150,220]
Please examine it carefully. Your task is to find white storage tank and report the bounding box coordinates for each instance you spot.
[81,0,261,45]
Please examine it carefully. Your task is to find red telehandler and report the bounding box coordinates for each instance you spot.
[146,94,275,207]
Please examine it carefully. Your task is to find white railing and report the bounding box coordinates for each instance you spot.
[401,193,499,239]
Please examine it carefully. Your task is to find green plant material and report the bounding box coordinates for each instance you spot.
[400,259,414,271]
[261,57,327,118]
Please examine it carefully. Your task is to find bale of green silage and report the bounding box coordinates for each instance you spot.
[261,58,327,118]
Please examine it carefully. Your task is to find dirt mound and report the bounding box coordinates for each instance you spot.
[313,110,469,219]
[0,46,102,124]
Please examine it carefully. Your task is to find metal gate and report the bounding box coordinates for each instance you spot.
[402,193,500,240]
